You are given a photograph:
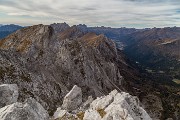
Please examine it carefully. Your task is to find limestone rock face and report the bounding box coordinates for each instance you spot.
[0,84,18,108]
[53,86,151,120]
[62,85,82,111]
[0,98,49,120]
[83,90,152,120]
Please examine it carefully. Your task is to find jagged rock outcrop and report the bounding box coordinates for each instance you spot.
[0,23,124,114]
[84,90,152,120]
[50,23,70,33]
[53,85,151,120]
[0,98,49,120]
[62,85,82,111]
[0,84,18,108]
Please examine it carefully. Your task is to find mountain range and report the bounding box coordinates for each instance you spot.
[0,23,179,120]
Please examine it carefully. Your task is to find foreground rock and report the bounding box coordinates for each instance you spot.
[0,84,18,108]
[54,85,152,120]
[62,85,82,111]
[0,98,49,120]
[84,90,152,120]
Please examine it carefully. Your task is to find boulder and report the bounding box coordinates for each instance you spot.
[0,98,49,120]
[0,84,18,108]
[102,92,152,120]
[62,85,82,111]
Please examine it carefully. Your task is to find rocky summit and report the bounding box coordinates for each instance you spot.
[53,85,152,120]
[0,83,152,120]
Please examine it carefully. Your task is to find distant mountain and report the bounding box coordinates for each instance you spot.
[77,24,140,40]
[0,31,13,40]
[0,24,22,32]
[76,24,142,50]
[0,24,23,39]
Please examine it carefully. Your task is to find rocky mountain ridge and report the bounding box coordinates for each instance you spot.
[0,23,129,116]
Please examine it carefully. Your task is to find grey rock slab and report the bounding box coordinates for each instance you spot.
[0,98,49,120]
[0,84,18,108]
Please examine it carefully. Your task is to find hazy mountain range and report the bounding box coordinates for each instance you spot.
[0,24,23,39]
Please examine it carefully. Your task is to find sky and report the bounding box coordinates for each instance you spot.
[0,0,180,28]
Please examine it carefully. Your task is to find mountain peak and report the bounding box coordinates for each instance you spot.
[50,23,70,33]
[0,24,53,52]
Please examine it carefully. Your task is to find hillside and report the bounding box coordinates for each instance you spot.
[120,27,180,81]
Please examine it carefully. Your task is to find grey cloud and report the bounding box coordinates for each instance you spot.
[0,0,179,28]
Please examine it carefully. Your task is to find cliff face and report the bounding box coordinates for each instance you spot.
[0,24,126,114]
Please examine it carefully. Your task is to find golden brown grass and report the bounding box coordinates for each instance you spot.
[97,108,106,118]
[16,39,32,52]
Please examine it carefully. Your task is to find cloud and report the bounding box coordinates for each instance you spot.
[0,0,179,28]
